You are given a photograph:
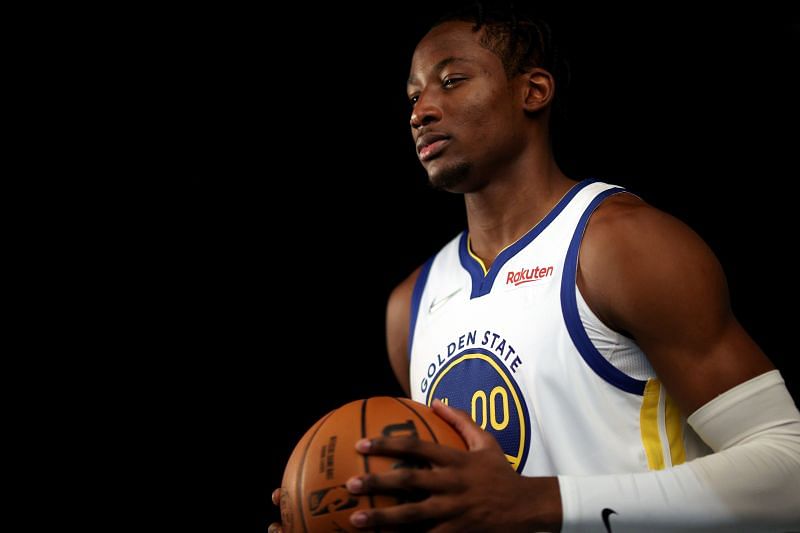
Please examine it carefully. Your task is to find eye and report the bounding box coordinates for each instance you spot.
[409,94,419,106]
[442,77,465,89]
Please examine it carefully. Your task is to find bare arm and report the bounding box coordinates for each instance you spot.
[578,193,774,413]
[555,193,800,531]
[385,266,422,397]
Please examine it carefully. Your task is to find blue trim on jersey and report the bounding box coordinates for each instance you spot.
[458,231,487,298]
[459,178,598,299]
[408,256,436,359]
[560,187,648,396]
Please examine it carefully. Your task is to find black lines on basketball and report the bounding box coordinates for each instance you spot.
[297,411,333,533]
[360,399,377,515]
[281,397,467,531]
[394,397,439,443]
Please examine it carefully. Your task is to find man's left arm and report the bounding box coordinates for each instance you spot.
[563,195,800,531]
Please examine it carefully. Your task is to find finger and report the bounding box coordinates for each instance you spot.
[432,399,495,451]
[267,523,283,533]
[350,496,458,529]
[356,436,462,466]
[271,488,281,506]
[346,467,454,495]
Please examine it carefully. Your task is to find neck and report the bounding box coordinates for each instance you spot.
[464,145,574,270]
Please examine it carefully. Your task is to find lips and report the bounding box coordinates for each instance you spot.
[416,132,451,162]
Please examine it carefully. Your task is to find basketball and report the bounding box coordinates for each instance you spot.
[279,396,467,532]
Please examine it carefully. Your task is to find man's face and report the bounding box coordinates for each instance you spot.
[407,21,525,192]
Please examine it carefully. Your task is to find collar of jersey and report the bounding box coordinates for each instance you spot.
[458,178,597,299]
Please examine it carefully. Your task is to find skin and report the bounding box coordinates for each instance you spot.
[270,21,775,532]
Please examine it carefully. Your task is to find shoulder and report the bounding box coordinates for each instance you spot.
[387,266,423,326]
[582,192,700,251]
[386,265,425,396]
[581,192,720,274]
[578,192,728,334]
[387,234,460,341]
[579,191,775,414]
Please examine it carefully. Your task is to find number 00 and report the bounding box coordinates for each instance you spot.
[470,386,509,431]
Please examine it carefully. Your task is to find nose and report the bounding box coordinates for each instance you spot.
[410,92,442,129]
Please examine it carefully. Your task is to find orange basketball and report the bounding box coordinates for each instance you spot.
[280,396,467,532]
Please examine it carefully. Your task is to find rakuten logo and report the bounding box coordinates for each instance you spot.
[506,265,554,286]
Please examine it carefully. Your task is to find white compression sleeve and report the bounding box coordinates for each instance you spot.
[558,370,800,532]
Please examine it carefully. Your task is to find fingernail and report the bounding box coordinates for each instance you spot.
[346,477,363,493]
[355,439,372,452]
[351,511,368,526]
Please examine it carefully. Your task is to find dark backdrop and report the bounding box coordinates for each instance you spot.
[165,10,798,531]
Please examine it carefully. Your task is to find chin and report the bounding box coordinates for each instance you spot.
[428,161,473,192]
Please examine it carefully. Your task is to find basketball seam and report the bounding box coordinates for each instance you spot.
[297,410,334,533]
[393,397,440,443]
[361,398,378,532]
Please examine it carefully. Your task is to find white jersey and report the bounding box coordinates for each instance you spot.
[409,180,709,476]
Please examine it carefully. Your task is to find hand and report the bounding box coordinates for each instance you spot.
[268,488,283,533]
[345,400,562,532]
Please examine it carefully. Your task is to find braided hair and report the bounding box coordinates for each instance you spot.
[434,2,570,100]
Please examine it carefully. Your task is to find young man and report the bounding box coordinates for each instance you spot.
[271,7,800,532]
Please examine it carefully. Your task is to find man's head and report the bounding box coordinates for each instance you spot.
[407,5,567,192]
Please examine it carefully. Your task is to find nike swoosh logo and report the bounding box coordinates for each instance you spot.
[428,287,462,314]
[602,508,617,533]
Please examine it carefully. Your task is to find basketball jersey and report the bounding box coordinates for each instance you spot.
[408,180,709,476]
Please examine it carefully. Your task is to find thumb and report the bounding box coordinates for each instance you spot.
[432,399,496,451]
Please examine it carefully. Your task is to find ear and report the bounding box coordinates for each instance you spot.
[521,68,555,113]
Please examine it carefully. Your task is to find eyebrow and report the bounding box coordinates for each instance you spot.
[407,56,478,88]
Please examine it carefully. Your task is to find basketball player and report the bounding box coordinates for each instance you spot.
[270,6,800,532]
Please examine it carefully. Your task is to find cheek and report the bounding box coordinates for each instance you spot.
[455,101,514,155]
[456,89,514,139]
[457,99,488,126]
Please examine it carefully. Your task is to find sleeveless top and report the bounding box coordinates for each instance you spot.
[408,180,708,476]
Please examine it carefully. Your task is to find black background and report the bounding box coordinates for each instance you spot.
[160,9,798,531]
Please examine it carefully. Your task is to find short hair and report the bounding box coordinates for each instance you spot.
[435,2,571,99]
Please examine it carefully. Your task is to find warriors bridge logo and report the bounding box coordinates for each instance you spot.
[424,332,531,472]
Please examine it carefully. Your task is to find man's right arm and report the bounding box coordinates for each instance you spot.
[385,266,422,397]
